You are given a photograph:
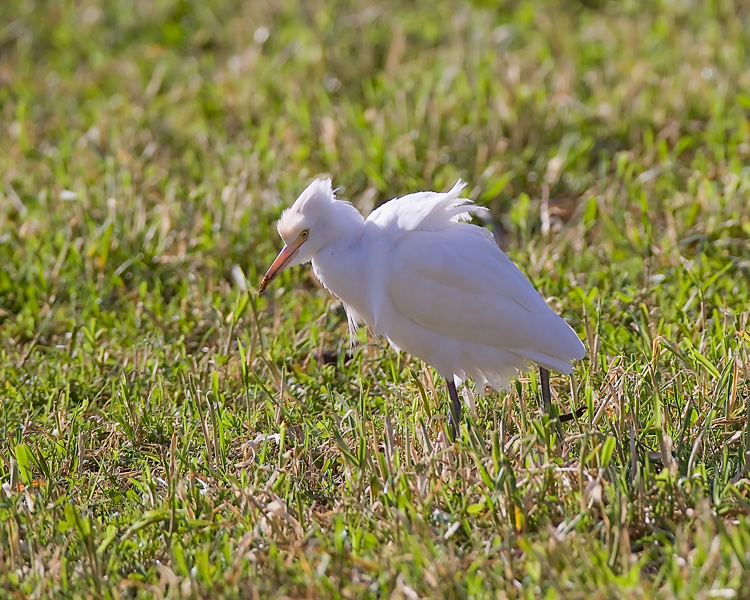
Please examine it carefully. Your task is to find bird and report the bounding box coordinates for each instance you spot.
[259,179,585,439]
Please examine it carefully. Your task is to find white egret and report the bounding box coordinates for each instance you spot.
[259,179,585,438]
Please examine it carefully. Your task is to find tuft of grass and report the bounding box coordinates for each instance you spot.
[1,0,749,598]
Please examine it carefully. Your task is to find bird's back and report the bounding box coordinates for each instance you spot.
[367,181,488,233]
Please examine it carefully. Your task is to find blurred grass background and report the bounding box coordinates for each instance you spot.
[1,0,750,598]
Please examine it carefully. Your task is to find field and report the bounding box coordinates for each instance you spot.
[2,0,750,598]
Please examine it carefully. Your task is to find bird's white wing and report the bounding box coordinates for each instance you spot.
[386,226,584,366]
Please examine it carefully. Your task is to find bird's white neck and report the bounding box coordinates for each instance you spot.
[310,211,375,330]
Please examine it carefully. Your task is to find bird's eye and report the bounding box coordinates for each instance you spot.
[300,229,309,239]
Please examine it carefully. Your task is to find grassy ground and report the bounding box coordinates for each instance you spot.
[2,0,750,597]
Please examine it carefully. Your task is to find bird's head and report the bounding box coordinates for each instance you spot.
[259,179,361,292]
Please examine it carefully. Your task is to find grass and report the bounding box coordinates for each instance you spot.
[1,0,750,597]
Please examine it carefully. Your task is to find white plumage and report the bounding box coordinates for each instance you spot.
[259,179,585,434]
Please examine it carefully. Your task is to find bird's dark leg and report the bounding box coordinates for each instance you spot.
[541,367,586,423]
[446,379,462,441]
[540,366,564,443]
[539,367,552,416]
[560,405,587,423]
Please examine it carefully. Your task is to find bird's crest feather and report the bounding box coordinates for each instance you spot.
[277,178,335,241]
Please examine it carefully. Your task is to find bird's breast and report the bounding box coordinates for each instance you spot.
[311,243,377,327]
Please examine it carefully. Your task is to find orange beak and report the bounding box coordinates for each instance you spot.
[258,237,305,292]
